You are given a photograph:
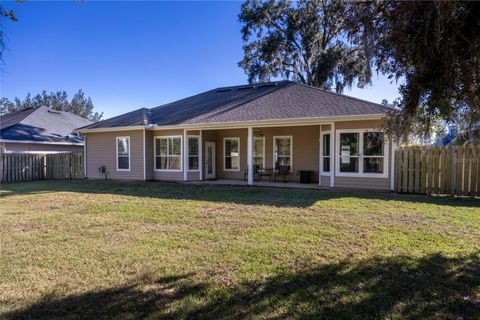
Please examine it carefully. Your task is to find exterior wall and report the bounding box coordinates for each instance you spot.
[333,119,391,190]
[82,118,393,190]
[213,126,319,182]
[261,126,319,182]
[86,130,144,180]
[145,130,153,180]
[150,129,184,181]
[3,142,83,154]
[215,128,247,180]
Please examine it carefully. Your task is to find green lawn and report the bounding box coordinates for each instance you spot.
[0,180,479,319]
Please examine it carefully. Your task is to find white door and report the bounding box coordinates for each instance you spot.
[205,142,216,180]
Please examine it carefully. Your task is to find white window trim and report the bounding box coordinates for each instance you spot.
[335,128,389,178]
[223,137,240,172]
[153,135,183,172]
[187,135,200,172]
[253,136,265,169]
[273,135,293,170]
[116,136,131,172]
[320,131,331,176]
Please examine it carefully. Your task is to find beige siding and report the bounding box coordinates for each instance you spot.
[4,142,83,154]
[145,130,153,180]
[335,119,383,130]
[320,175,330,187]
[215,128,247,180]
[86,130,144,180]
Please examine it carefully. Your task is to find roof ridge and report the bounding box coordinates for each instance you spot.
[215,80,292,91]
[294,82,395,111]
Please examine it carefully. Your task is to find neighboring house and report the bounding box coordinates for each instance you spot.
[0,106,92,153]
[435,125,457,146]
[78,80,397,190]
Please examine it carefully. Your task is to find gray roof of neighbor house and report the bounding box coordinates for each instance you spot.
[79,81,393,130]
[0,106,93,144]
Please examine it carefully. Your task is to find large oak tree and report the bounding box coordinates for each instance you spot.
[239,0,371,93]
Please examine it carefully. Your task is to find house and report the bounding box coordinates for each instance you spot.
[77,81,396,190]
[0,106,92,153]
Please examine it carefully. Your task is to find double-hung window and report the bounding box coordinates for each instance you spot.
[116,136,130,171]
[155,136,182,171]
[224,137,240,171]
[253,136,265,169]
[321,132,331,174]
[336,130,388,178]
[274,136,292,169]
[188,136,199,171]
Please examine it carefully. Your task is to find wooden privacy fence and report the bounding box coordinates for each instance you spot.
[1,152,84,183]
[395,145,479,196]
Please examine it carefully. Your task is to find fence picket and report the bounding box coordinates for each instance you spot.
[0,152,84,184]
[395,144,479,197]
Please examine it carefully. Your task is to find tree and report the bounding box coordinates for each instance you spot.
[0,0,20,63]
[239,0,371,93]
[0,90,103,122]
[346,1,480,142]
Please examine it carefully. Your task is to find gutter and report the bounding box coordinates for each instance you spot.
[0,139,84,146]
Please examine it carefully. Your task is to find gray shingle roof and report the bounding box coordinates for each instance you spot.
[1,106,92,144]
[80,81,392,130]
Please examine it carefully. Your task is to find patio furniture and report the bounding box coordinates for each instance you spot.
[298,170,313,184]
[274,164,290,183]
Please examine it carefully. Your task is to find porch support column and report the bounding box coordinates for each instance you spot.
[143,128,146,181]
[390,139,396,192]
[247,127,254,186]
[83,133,87,179]
[318,125,322,187]
[330,122,335,188]
[183,129,188,181]
[199,130,203,181]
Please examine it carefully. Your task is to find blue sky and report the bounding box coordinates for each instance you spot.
[1,1,401,119]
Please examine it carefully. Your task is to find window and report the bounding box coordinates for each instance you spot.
[321,132,331,174]
[224,137,240,171]
[363,132,385,173]
[339,132,359,173]
[154,136,182,171]
[336,129,388,178]
[274,136,292,169]
[253,136,265,169]
[116,137,130,171]
[188,136,199,171]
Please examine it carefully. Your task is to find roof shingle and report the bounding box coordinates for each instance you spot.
[79,81,392,130]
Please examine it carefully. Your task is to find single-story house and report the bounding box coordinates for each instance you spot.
[0,106,92,153]
[77,81,396,190]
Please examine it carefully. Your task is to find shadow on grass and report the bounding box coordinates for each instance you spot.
[1,180,479,209]
[4,253,480,319]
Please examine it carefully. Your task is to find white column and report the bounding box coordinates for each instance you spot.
[143,129,146,181]
[390,139,396,192]
[247,127,254,185]
[183,129,188,181]
[318,125,322,187]
[330,122,335,188]
[199,130,203,181]
[83,133,87,179]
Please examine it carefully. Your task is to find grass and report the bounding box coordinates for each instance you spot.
[0,180,479,319]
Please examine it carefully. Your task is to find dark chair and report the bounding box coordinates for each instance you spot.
[274,163,290,183]
[244,165,261,181]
